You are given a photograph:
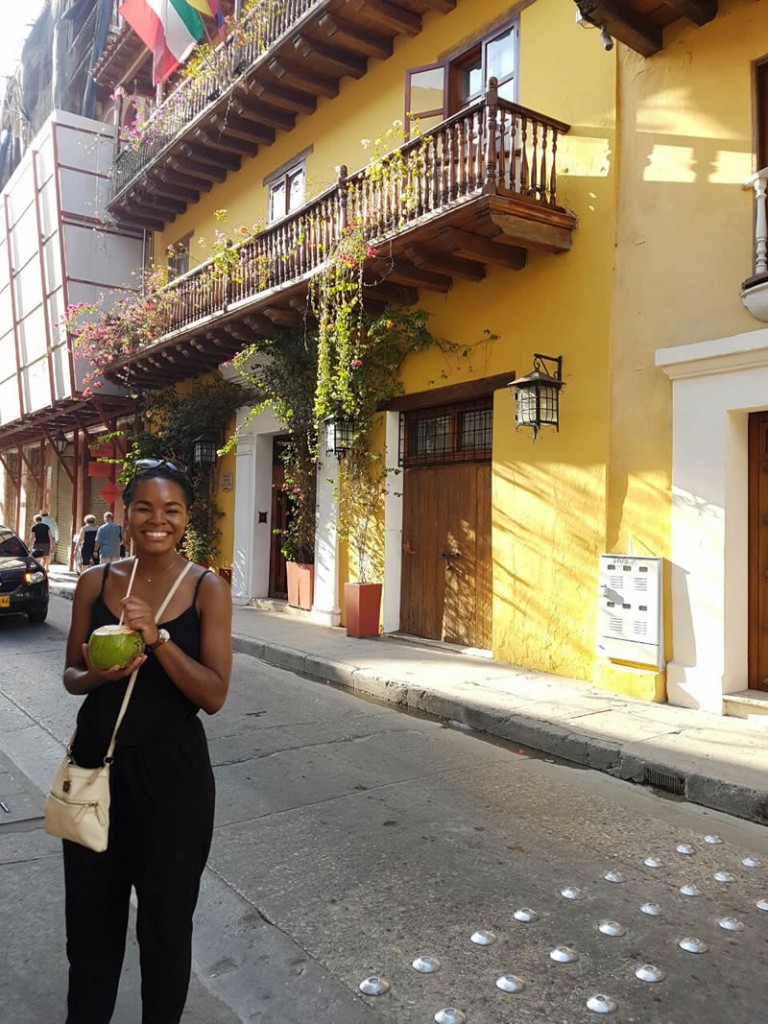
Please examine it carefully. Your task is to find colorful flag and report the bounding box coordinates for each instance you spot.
[185,0,226,39]
[119,0,204,84]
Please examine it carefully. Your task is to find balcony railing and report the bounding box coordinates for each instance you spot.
[115,90,571,362]
[112,0,323,197]
[741,169,768,322]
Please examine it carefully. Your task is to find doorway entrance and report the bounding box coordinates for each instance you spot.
[749,412,768,690]
[269,437,290,599]
[399,399,493,650]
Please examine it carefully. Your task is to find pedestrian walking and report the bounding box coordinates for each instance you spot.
[39,509,59,566]
[29,514,53,568]
[74,515,98,573]
[61,460,232,1024]
[94,511,123,565]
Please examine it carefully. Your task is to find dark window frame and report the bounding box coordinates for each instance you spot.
[400,397,493,468]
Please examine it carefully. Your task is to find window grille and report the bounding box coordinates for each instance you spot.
[400,399,493,467]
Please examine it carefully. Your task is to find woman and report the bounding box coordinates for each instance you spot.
[29,514,53,567]
[74,514,99,574]
[62,462,232,1024]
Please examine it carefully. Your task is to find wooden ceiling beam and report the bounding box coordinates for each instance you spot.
[267,58,339,100]
[371,258,452,293]
[114,207,166,231]
[437,227,527,270]
[405,244,486,282]
[660,0,717,24]
[347,0,421,37]
[234,97,294,131]
[582,0,663,56]
[210,113,274,146]
[194,128,259,157]
[318,14,393,60]
[145,180,201,203]
[420,0,456,10]
[167,157,226,184]
[247,82,316,116]
[180,143,241,172]
[125,191,186,215]
[362,280,418,306]
[292,33,367,79]
[262,306,303,327]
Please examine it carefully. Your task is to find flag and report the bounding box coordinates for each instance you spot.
[185,0,226,40]
[119,0,204,84]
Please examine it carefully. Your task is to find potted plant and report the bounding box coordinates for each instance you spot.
[339,454,386,637]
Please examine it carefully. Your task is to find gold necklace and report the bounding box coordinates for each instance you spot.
[139,554,179,584]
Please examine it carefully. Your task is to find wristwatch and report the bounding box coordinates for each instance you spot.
[146,628,170,652]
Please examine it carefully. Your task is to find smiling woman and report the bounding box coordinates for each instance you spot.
[60,462,232,1023]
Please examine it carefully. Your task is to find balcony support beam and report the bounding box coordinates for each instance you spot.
[210,113,274,146]
[267,59,339,100]
[262,306,303,327]
[660,0,717,24]
[248,84,315,117]
[438,227,527,270]
[234,98,294,132]
[194,129,259,158]
[318,14,393,61]
[371,258,452,293]
[346,0,421,37]
[292,34,367,79]
[180,143,241,172]
[168,157,226,185]
[405,245,486,283]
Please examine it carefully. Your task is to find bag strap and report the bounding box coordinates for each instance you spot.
[102,559,195,765]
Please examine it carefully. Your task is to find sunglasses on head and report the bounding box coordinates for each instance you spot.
[134,458,182,473]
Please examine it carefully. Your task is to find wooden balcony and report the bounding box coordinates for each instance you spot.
[105,92,577,387]
[107,0,456,229]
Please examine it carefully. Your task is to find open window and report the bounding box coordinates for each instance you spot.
[265,155,308,223]
[405,19,518,138]
[167,232,192,278]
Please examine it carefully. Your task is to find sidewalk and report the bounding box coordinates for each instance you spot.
[48,565,768,826]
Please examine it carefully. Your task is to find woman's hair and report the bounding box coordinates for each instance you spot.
[123,465,194,509]
[84,514,97,525]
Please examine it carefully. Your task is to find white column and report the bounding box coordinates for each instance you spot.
[311,455,341,626]
[231,410,255,606]
[383,411,404,633]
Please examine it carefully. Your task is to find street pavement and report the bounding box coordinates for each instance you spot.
[1,594,768,1023]
[48,566,768,826]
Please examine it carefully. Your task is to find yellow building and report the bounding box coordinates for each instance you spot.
[95,0,768,715]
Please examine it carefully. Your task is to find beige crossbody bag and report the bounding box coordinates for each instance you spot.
[44,559,194,853]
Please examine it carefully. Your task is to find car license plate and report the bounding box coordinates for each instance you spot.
[0,596,9,608]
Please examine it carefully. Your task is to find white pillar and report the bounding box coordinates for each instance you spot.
[231,410,255,605]
[383,411,404,633]
[311,455,341,626]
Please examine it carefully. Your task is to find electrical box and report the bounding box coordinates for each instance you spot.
[598,555,663,669]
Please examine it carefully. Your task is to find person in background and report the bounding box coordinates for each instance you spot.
[74,515,99,574]
[30,515,53,568]
[39,510,59,568]
[94,511,124,565]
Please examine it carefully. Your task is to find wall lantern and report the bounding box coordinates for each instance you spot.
[51,433,69,454]
[510,354,564,441]
[324,414,356,459]
[192,431,219,466]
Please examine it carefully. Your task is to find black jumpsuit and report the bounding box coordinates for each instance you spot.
[63,565,215,1024]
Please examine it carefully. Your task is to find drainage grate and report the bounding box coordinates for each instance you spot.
[644,767,685,795]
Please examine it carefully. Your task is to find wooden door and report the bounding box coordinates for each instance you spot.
[401,462,492,649]
[749,412,768,689]
[269,440,290,599]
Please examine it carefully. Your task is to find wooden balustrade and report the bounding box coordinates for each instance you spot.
[113,0,321,196]
[144,88,569,345]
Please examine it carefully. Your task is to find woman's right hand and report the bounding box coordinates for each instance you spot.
[80,643,147,682]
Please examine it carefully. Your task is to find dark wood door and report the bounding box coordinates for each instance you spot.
[401,462,492,649]
[269,453,289,600]
[749,412,768,689]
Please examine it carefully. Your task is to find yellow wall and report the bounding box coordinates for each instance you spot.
[606,0,766,683]
[150,0,767,691]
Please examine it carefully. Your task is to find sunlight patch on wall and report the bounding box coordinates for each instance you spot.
[643,145,696,184]
[708,150,754,185]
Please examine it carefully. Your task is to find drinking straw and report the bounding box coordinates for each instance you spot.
[118,556,139,627]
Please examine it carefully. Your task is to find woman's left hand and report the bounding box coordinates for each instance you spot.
[119,595,159,648]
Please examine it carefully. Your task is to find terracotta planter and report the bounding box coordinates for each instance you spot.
[344,582,382,638]
[286,561,314,610]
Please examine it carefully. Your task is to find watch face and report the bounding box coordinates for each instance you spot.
[158,629,170,644]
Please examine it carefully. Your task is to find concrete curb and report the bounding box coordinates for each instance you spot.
[233,634,768,827]
[50,588,768,825]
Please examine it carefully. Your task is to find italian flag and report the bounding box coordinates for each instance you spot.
[119,0,204,84]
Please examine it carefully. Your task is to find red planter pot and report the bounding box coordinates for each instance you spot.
[344,582,382,638]
[286,561,314,610]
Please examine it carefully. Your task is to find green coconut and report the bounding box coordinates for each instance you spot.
[88,625,145,670]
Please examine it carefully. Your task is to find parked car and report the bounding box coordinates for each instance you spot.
[0,524,49,623]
